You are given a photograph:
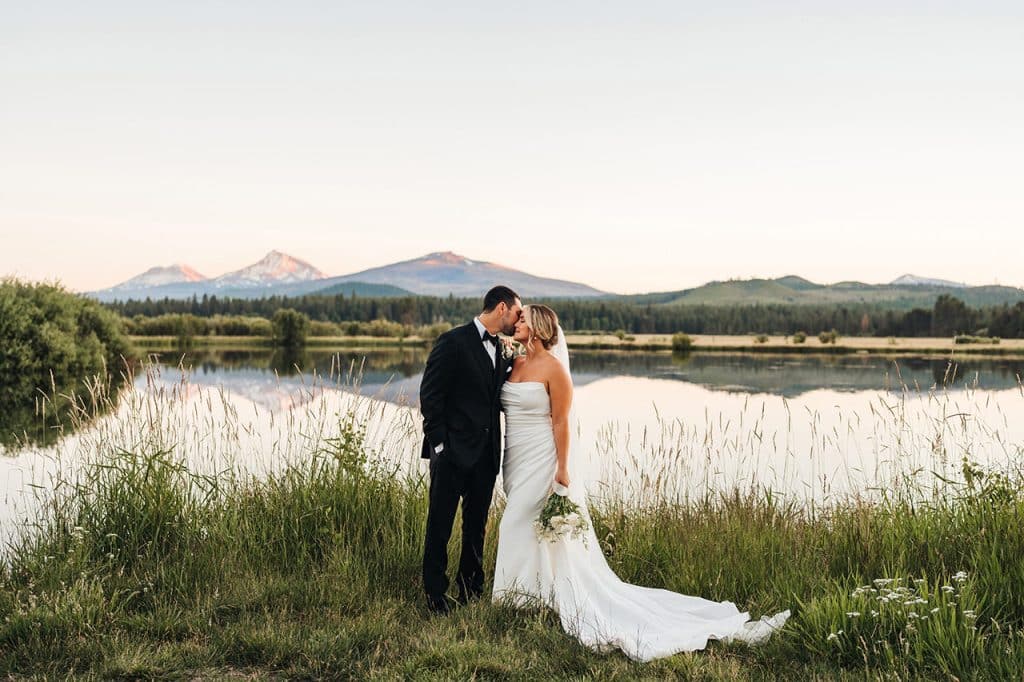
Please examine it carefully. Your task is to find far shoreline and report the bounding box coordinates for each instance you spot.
[128,334,1024,357]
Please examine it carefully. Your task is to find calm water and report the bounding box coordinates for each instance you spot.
[3,349,1023,541]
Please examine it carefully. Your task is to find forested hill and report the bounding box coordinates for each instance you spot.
[622,277,1024,309]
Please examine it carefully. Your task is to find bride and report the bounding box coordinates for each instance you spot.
[492,304,789,662]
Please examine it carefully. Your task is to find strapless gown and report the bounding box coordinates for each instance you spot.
[492,381,789,662]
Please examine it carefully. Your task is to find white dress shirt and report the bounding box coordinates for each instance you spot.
[474,316,497,368]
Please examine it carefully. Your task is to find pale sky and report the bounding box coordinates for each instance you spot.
[2,2,1022,295]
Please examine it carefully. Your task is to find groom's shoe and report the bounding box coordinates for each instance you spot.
[426,594,454,616]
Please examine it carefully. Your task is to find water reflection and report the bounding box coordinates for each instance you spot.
[573,352,1024,397]
[4,350,1021,452]
[149,349,1024,406]
[3,349,1023,543]
[0,377,124,450]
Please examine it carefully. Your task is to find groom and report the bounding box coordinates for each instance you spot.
[420,285,522,614]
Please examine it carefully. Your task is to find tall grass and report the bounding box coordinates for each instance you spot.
[2,363,1024,678]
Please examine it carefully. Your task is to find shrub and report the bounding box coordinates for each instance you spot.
[792,331,807,344]
[754,334,769,344]
[0,279,133,444]
[341,319,406,337]
[309,320,343,337]
[954,335,1001,345]
[271,309,311,348]
[671,333,693,352]
[417,323,452,340]
[209,315,271,336]
[819,329,840,344]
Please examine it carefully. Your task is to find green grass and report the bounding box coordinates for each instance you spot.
[3,387,1024,679]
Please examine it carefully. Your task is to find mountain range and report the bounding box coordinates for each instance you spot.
[89,251,1024,309]
[88,251,606,302]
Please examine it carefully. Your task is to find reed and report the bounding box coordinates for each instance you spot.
[2,362,1023,679]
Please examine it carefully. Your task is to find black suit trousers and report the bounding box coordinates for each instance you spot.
[422,450,497,600]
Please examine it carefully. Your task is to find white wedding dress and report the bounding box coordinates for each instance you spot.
[491,331,789,662]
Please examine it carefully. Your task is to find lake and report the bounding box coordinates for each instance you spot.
[3,348,1023,544]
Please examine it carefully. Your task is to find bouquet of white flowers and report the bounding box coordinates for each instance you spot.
[533,483,589,546]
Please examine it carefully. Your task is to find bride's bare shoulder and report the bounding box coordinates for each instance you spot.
[541,353,571,383]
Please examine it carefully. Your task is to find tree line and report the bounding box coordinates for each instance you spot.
[105,293,1024,338]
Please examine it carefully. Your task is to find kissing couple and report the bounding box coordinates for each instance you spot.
[419,285,789,662]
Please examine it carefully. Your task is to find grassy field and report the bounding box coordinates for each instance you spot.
[3,387,1024,680]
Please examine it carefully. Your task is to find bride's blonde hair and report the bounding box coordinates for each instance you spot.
[523,304,559,350]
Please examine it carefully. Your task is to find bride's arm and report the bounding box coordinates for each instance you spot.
[548,364,574,487]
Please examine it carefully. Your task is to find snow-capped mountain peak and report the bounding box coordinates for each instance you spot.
[890,274,968,289]
[109,264,207,290]
[212,251,327,288]
[424,251,478,267]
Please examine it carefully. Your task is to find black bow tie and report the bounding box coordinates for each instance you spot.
[481,331,498,345]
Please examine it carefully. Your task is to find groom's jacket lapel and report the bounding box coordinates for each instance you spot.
[494,348,509,395]
[464,322,495,388]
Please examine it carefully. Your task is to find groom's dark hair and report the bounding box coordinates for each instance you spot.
[482,285,520,313]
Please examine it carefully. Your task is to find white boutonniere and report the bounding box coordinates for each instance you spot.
[499,336,522,360]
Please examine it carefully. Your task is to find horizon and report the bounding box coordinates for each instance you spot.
[3,3,1022,293]
[35,248,1016,297]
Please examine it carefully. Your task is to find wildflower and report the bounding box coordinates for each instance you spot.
[846,612,861,618]
[827,632,839,642]
[913,578,926,585]
[870,610,880,617]
[941,585,955,593]
[931,607,940,614]
[908,612,919,620]
[953,571,968,583]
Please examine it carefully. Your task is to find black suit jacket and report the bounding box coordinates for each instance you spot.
[419,322,511,471]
